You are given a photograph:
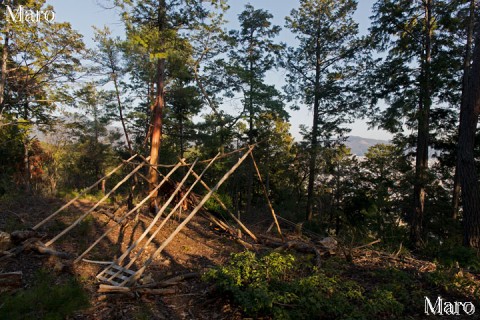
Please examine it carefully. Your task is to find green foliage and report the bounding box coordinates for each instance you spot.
[205,251,405,319]
[364,289,404,317]
[0,119,28,195]
[0,270,89,320]
[425,267,480,301]
[437,246,480,272]
[368,268,427,314]
[204,192,232,216]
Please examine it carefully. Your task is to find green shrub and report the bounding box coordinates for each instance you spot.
[425,268,480,301]
[205,251,405,319]
[204,192,233,216]
[437,246,480,272]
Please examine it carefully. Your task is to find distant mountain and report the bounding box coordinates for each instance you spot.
[345,136,390,156]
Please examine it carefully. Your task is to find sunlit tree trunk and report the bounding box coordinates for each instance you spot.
[148,0,167,212]
[0,27,8,111]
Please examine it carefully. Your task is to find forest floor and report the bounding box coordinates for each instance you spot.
[1,194,479,319]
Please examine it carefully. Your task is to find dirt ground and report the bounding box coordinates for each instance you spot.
[2,194,480,320]
[0,194,249,319]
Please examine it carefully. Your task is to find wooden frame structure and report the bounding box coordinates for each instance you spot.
[32,145,283,288]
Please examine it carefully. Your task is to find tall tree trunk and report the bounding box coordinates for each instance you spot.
[112,69,133,154]
[148,0,167,212]
[460,27,480,248]
[148,58,165,212]
[306,30,321,221]
[179,113,184,159]
[0,27,8,112]
[410,0,433,248]
[453,0,476,220]
[246,33,255,216]
[23,102,31,194]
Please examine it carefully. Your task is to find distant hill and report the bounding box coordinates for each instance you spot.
[345,136,390,156]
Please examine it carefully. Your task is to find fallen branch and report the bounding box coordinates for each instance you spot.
[24,240,72,259]
[98,284,177,296]
[0,271,23,291]
[97,208,127,224]
[10,230,45,244]
[0,246,25,262]
[200,211,257,251]
[353,239,381,250]
[5,210,25,223]
[157,272,199,287]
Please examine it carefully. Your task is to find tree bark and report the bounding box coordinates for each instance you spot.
[459,27,480,248]
[0,26,8,112]
[111,65,133,154]
[148,0,167,213]
[306,27,322,221]
[148,59,165,212]
[453,0,476,220]
[410,0,433,248]
[246,30,255,216]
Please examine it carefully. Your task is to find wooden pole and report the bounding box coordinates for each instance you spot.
[74,161,183,263]
[123,153,221,270]
[33,154,138,230]
[123,146,254,286]
[179,159,258,242]
[114,158,200,267]
[250,153,283,239]
[46,159,147,247]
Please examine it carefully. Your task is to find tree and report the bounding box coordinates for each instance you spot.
[164,80,202,158]
[284,0,364,221]
[369,0,466,247]
[361,144,411,238]
[116,0,215,211]
[221,4,285,214]
[458,22,480,248]
[452,0,477,219]
[67,83,114,190]
[224,4,285,145]
[92,26,133,154]
[0,0,84,192]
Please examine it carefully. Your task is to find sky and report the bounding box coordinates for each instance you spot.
[46,0,392,141]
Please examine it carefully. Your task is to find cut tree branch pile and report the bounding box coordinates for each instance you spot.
[0,230,71,262]
[97,272,199,295]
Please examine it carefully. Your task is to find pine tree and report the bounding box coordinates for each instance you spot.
[284,0,364,221]
[370,0,466,247]
[116,0,217,211]
[458,9,480,248]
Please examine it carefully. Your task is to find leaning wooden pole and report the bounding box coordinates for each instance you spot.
[123,146,255,286]
[114,158,200,267]
[74,161,183,263]
[179,159,259,242]
[250,152,283,239]
[46,159,147,247]
[33,154,138,230]
[123,153,221,270]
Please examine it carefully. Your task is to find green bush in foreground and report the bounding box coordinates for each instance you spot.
[0,270,89,320]
[204,251,404,319]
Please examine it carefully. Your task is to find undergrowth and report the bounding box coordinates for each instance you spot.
[0,270,89,320]
[205,250,480,319]
[204,251,404,319]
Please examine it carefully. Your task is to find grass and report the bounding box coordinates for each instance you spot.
[0,270,89,320]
